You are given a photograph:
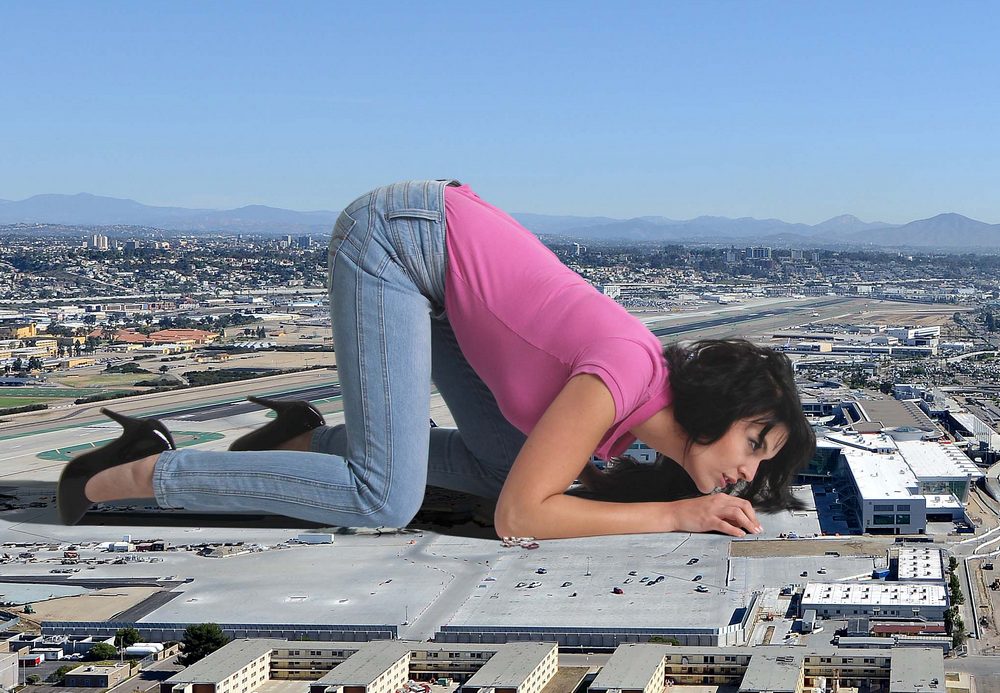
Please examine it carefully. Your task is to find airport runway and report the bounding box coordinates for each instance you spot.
[0,295,901,443]
[646,297,853,339]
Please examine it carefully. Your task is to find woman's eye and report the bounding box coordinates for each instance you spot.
[749,439,760,451]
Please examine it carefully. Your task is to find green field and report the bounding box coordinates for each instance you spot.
[0,397,40,408]
[0,388,103,398]
[0,387,134,409]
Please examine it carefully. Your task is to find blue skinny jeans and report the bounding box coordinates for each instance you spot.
[152,180,527,527]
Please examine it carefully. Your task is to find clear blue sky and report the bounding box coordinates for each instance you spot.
[2,1,999,224]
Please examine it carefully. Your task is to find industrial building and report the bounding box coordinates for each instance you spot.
[800,582,948,620]
[64,662,133,688]
[821,430,982,534]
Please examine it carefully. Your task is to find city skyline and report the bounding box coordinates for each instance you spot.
[3,2,1000,224]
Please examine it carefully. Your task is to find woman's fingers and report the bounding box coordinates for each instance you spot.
[714,517,746,537]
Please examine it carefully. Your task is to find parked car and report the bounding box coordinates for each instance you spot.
[800,571,808,577]
[692,574,703,581]
[695,585,709,593]
[686,558,699,565]
[612,587,624,595]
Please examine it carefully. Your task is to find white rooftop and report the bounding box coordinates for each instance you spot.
[894,440,983,481]
[801,582,947,607]
[925,494,962,509]
[897,547,944,582]
[842,450,917,501]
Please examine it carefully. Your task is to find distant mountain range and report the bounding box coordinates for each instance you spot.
[1,192,999,250]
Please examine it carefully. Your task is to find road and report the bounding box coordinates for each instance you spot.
[0,369,343,440]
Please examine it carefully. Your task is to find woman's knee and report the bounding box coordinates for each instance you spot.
[359,485,425,528]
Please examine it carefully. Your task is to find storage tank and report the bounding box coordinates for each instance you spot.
[125,643,164,656]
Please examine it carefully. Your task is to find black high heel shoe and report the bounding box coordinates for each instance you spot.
[57,408,176,525]
[228,396,325,451]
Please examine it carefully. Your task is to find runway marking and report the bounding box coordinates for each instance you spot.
[36,431,225,461]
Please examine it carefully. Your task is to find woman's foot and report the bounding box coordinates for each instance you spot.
[228,396,325,451]
[56,408,175,525]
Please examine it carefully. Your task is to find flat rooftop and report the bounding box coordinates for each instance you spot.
[888,647,946,693]
[842,450,917,501]
[163,638,279,684]
[896,547,944,582]
[894,440,983,481]
[856,399,937,429]
[444,531,739,632]
[738,652,802,692]
[589,643,665,690]
[316,640,412,685]
[801,582,947,607]
[463,642,554,687]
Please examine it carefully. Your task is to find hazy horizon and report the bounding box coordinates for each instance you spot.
[3,1,999,224]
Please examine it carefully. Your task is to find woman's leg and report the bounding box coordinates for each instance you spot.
[148,188,436,527]
[424,316,528,499]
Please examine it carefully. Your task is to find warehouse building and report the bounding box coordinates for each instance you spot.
[800,582,948,620]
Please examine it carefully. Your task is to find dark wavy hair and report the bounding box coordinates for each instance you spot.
[578,339,816,512]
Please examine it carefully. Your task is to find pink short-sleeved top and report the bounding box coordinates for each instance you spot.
[443,184,672,460]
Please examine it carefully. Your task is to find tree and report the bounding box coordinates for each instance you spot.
[89,642,118,660]
[159,365,170,374]
[26,674,41,685]
[647,635,680,645]
[179,623,230,665]
[116,626,142,648]
[51,665,75,684]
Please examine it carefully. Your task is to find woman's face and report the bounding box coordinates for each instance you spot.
[681,418,790,495]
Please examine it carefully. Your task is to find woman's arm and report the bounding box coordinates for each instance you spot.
[493,373,761,540]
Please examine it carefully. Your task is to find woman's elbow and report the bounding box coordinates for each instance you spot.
[494,497,534,539]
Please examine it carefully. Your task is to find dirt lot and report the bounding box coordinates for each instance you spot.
[730,537,894,558]
[859,306,972,327]
[18,586,160,621]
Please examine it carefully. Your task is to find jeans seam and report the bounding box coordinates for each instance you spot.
[171,487,388,516]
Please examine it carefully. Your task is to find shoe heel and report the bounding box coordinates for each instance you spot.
[100,408,176,450]
[229,397,324,451]
[100,408,145,433]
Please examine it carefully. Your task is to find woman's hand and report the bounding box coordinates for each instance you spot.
[662,494,763,537]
